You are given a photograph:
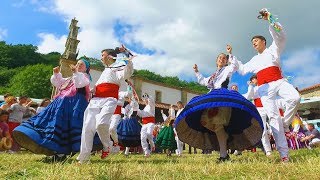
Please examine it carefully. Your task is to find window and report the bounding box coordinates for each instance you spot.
[155,90,162,103]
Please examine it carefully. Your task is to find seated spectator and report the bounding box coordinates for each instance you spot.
[0,93,12,107]
[0,96,16,111]
[22,98,37,122]
[0,109,12,151]
[300,123,320,148]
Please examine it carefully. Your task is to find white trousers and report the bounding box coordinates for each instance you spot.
[77,97,117,162]
[141,123,155,155]
[310,138,320,147]
[256,107,272,153]
[110,114,121,144]
[174,128,183,155]
[258,79,300,158]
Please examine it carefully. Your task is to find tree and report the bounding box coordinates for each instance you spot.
[0,66,23,86]
[41,52,61,66]
[7,64,53,98]
[0,41,46,68]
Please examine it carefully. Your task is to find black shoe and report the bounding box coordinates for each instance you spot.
[217,154,230,163]
[53,154,67,162]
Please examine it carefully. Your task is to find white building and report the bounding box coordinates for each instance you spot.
[90,68,201,122]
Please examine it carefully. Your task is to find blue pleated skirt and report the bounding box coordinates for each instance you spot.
[174,88,263,151]
[13,93,102,155]
[117,117,142,147]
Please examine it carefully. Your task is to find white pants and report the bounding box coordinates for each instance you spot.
[257,107,272,153]
[309,138,320,147]
[110,114,121,144]
[258,79,300,158]
[141,123,155,155]
[77,97,117,162]
[174,128,183,155]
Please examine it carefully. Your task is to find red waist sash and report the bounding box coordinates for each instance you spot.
[257,66,283,86]
[95,83,119,99]
[113,105,122,115]
[142,117,155,124]
[254,98,263,107]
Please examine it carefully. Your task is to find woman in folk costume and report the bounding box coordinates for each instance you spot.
[117,83,142,156]
[13,59,101,160]
[156,110,177,156]
[137,93,156,157]
[175,45,263,162]
[77,49,134,164]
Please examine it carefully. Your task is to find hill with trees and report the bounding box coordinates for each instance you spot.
[0,41,207,98]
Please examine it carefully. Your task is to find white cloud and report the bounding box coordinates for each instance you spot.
[35,0,320,87]
[37,33,67,54]
[0,28,8,40]
[283,48,320,89]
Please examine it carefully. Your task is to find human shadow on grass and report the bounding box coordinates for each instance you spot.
[38,153,76,164]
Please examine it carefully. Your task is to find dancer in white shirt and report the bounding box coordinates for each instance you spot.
[236,9,300,162]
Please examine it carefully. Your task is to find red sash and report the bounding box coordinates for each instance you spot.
[95,83,119,99]
[279,109,284,117]
[142,117,155,124]
[113,105,122,115]
[257,66,283,86]
[254,98,263,107]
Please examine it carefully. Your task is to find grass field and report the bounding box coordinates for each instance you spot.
[0,148,320,179]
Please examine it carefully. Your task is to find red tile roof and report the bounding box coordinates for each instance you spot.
[138,100,177,110]
[299,83,320,92]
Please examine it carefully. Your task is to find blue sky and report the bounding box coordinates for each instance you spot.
[0,0,66,45]
[0,0,319,94]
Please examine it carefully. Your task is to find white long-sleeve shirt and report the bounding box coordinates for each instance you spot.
[95,60,133,86]
[168,107,175,119]
[50,72,90,89]
[137,96,155,118]
[176,108,184,117]
[195,55,238,90]
[123,100,139,119]
[237,24,286,75]
[117,80,131,106]
[242,85,259,100]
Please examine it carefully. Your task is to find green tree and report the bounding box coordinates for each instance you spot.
[7,64,53,98]
[0,66,24,87]
[0,41,46,68]
[41,52,61,66]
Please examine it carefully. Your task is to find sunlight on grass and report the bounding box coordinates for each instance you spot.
[0,148,319,179]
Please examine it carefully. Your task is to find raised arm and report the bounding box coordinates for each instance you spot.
[194,64,210,87]
[116,59,134,81]
[224,45,239,75]
[237,58,255,75]
[242,84,255,100]
[50,67,68,88]
[269,23,286,60]
[161,110,168,122]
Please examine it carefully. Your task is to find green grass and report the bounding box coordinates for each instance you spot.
[0,148,320,179]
